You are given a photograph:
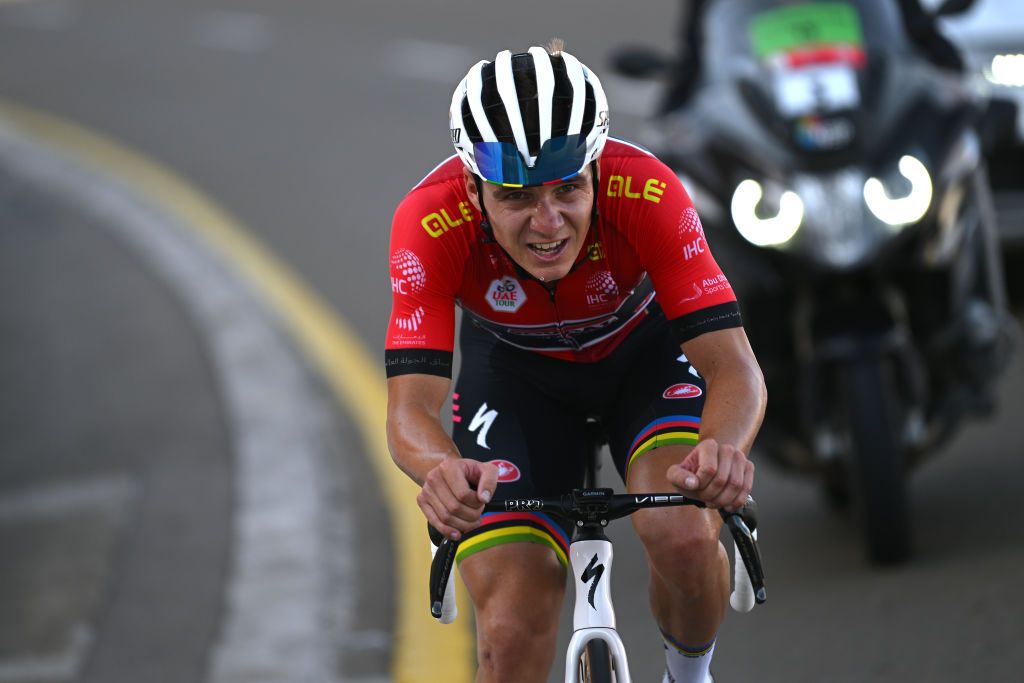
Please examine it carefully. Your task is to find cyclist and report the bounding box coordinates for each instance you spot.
[386,41,767,683]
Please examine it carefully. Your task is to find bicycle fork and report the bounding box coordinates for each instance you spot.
[566,527,632,683]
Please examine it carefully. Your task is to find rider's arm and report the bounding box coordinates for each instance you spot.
[681,326,766,456]
[387,373,498,539]
[669,326,766,511]
[386,373,459,486]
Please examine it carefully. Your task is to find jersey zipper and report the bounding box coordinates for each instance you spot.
[543,280,583,350]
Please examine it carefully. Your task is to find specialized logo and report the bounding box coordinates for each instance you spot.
[395,306,425,332]
[663,383,703,399]
[488,459,521,483]
[468,402,498,449]
[585,271,619,306]
[676,352,702,379]
[581,554,605,610]
[597,110,610,130]
[607,175,667,204]
[486,278,527,313]
[450,127,461,144]
[422,201,474,238]
[390,249,426,295]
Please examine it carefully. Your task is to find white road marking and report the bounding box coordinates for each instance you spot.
[0,475,135,522]
[0,625,92,683]
[0,109,350,683]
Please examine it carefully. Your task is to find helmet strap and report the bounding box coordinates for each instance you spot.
[473,176,497,242]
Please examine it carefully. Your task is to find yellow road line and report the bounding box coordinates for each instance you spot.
[0,100,474,683]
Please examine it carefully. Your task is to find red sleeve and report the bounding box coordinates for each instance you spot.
[604,152,741,341]
[385,185,464,377]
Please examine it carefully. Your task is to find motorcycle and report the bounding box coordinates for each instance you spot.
[611,0,1017,563]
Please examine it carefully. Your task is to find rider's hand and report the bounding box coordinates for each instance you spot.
[418,458,499,541]
[666,438,754,512]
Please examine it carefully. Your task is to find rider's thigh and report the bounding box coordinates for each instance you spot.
[626,443,723,573]
[459,542,566,681]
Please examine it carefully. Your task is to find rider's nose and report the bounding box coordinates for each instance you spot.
[530,197,563,235]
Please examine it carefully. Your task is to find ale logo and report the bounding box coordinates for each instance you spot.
[486,278,527,313]
[489,459,522,483]
[663,383,703,399]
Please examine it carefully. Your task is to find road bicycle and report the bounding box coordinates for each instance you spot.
[428,486,766,682]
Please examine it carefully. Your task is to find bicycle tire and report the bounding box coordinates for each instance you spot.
[579,638,614,683]
[841,356,912,564]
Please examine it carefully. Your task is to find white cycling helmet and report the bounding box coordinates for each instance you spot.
[449,45,610,187]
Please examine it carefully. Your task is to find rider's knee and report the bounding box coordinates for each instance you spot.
[634,510,722,580]
[476,611,558,678]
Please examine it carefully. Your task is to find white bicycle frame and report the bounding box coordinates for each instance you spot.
[432,525,757,683]
[565,537,631,682]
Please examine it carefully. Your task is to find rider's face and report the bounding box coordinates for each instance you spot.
[465,165,595,282]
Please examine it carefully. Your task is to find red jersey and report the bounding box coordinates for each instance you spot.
[386,139,740,377]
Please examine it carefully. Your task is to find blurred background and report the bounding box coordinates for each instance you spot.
[0,1,1021,682]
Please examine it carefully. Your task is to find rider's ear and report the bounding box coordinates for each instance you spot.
[464,168,483,212]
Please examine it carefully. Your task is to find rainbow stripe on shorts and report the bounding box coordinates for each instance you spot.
[626,415,701,476]
[455,511,570,567]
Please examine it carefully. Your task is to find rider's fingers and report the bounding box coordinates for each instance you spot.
[442,460,482,507]
[704,446,734,505]
[713,449,748,509]
[475,461,499,504]
[720,459,754,513]
[421,476,479,529]
[733,460,755,512]
[692,439,720,491]
[417,490,462,541]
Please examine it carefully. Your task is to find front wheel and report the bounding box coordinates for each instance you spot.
[579,638,614,683]
[840,357,912,564]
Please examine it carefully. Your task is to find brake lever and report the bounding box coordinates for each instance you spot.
[719,498,767,605]
[428,525,459,620]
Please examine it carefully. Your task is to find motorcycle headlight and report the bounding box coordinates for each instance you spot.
[730,179,804,246]
[986,53,1024,88]
[863,155,932,227]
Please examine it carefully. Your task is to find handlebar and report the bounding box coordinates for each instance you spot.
[428,488,766,621]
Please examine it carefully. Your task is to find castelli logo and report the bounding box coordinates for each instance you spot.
[489,459,521,483]
[663,383,703,399]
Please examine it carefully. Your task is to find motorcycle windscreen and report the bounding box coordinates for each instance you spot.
[750,3,866,119]
[473,134,588,187]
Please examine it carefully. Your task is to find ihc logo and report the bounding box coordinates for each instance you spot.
[390,249,427,294]
[585,271,618,306]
